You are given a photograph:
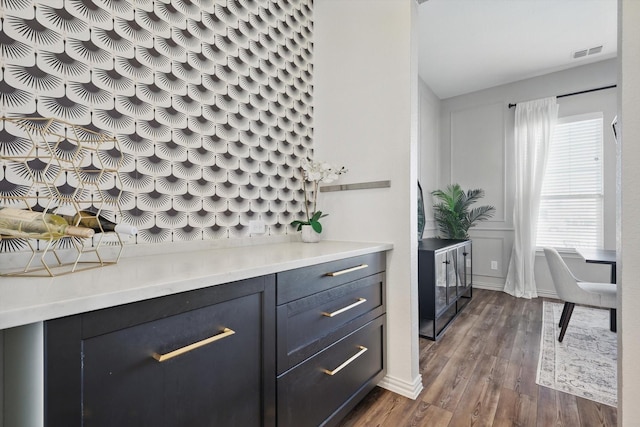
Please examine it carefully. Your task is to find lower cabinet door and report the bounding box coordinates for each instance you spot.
[277,316,385,427]
[45,276,275,427]
[84,294,261,426]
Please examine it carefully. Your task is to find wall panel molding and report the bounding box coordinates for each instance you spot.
[449,102,508,223]
[469,235,506,278]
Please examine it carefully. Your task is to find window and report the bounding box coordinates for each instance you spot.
[536,113,603,249]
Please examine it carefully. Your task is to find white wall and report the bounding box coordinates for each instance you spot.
[435,59,617,296]
[314,0,422,398]
[618,0,640,422]
[418,78,441,238]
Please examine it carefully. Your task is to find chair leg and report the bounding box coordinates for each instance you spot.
[558,303,575,342]
[610,308,617,332]
[559,302,570,328]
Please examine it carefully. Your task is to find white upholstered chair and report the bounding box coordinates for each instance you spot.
[543,247,617,342]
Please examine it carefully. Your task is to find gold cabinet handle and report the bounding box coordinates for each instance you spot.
[325,264,368,277]
[323,346,368,376]
[321,298,367,318]
[152,328,235,362]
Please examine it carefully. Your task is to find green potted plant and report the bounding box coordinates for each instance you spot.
[431,184,495,239]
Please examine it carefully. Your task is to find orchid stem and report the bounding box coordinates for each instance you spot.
[302,170,311,222]
[312,180,319,216]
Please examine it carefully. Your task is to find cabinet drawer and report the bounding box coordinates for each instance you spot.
[277,252,385,304]
[277,316,385,427]
[277,272,384,373]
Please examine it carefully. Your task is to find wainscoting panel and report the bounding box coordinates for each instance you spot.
[469,234,506,279]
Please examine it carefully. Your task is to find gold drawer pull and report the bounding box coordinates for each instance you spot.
[323,346,368,376]
[152,328,235,362]
[325,264,368,277]
[322,298,367,317]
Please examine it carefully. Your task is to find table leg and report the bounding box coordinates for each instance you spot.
[610,265,616,332]
[610,308,617,332]
[611,264,616,284]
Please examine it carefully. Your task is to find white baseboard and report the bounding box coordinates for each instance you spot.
[472,281,504,292]
[533,288,559,299]
[472,281,558,299]
[377,373,423,400]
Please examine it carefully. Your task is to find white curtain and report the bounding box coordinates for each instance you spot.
[504,97,559,299]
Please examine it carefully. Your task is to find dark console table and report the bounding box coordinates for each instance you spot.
[418,238,472,340]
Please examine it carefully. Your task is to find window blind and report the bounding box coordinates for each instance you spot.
[536,113,603,249]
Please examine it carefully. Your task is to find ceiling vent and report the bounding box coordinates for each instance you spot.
[574,49,588,58]
[573,45,603,59]
[588,45,603,55]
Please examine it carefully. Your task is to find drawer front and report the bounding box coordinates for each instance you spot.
[82,293,263,427]
[45,276,276,427]
[277,272,385,373]
[277,252,385,304]
[277,315,385,427]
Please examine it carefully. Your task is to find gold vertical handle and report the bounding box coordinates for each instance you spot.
[321,298,367,317]
[323,346,368,376]
[325,264,368,277]
[152,328,235,362]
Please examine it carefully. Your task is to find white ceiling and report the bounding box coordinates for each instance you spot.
[418,0,618,99]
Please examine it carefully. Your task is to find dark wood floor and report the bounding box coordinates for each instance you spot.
[338,288,617,427]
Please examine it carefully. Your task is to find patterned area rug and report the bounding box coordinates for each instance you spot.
[536,301,617,407]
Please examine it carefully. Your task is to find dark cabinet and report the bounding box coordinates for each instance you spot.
[276,253,386,427]
[43,251,388,427]
[418,239,472,340]
[45,276,276,427]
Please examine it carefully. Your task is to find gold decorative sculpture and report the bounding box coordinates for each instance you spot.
[0,117,126,276]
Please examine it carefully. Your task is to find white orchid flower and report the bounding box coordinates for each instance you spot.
[307,171,322,181]
[291,158,348,233]
[323,172,339,183]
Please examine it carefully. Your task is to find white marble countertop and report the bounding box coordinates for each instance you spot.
[0,240,392,330]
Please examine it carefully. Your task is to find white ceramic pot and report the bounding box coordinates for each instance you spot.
[301,225,321,243]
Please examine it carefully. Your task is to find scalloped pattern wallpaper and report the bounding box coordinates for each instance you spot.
[0,0,313,248]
